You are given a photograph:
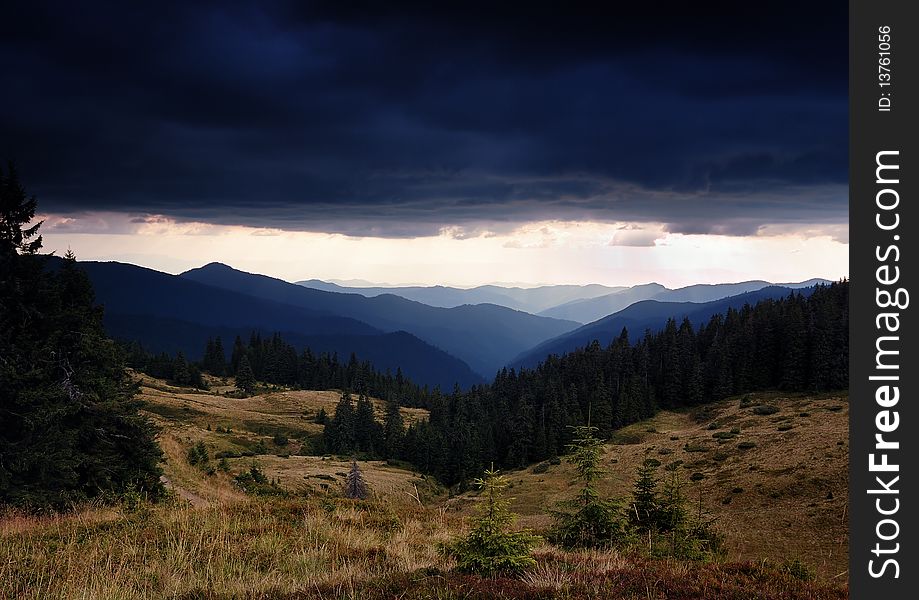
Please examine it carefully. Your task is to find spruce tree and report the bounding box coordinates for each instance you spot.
[383,400,404,458]
[344,459,368,499]
[1,169,163,508]
[235,354,255,396]
[353,393,380,454]
[445,467,539,576]
[325,391,356,454]
[630,459,660,531]
[550,425,627,548]
[212,336,227,376]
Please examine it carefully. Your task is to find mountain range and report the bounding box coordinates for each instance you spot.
[537,279,829,323]
[70,261,482,388]
[299,277,830,324]
[68,258,830,390]
[296,279,624,314]
[181,263,578,378]
[512,285,823,369]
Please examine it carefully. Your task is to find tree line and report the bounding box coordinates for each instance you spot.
[325,281,848,486]
[122,331,433,407]
[128,274,848,489]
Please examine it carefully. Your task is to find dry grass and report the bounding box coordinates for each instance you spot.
[0,500,847,600]
[0,496,456,600]
[0,379,848,599]
[136,374,431,507]
[451,391,849,583]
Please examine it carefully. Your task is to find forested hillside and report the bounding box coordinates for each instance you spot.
[330,282,849,485]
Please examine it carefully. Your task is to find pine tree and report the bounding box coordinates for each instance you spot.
[344,459,368,499]
[1,171,163,508]
[630,459,660,531]
[550,425,627,548]
[235,354,255,396]
[230,336,246,374]
[383,400,404,458]
[0,161,42,257]
[325,391,356,454]
[212,336,227,376]
[172,352,191,385]
[353,393,380,454]
[445,467,539,576]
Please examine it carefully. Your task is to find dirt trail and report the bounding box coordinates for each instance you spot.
[159,475,209,508]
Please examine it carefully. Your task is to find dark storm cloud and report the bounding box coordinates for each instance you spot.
[0,1,847,237]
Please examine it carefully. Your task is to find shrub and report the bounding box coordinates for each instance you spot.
[444,468,539,576]
[273,433,289,447]
[753,405,780,416]
[186,441,209,467]
[683,442,709,453]
[738,441,757,449]
[781,558,815,582]
[610,431,644,445]
[234,465,286,497]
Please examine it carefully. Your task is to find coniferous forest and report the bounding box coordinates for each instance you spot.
[355,281,849,485]
[121,276,848,488]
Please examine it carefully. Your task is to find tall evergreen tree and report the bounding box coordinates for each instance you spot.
[1,169,163,508]
[235,354,256,396]
[383,400,404,458]
[326,391,356,454]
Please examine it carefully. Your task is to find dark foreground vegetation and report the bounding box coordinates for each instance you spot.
[0,163,163,508]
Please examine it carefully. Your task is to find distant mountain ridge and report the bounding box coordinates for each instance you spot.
[537,279,830,323]
[299,277,832,324]
[69,260,483,389]
[181,263,579,378]
[512,285,825,369]
[296,279,625,314]
[104,314,481,388]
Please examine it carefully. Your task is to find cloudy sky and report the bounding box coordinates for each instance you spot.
[2,1,848,287]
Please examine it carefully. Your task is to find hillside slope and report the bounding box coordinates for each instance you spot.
[136,372,432,505]
[2,377,848,599]
[182,262,580,377]
[515,285,816,369]
[72,260,483,389]
[454,391,848,581]
[539,279,830,323]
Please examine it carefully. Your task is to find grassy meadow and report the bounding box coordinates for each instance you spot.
[0,375,849,599]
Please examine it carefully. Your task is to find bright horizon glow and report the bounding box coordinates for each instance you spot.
[37,213,848,289]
